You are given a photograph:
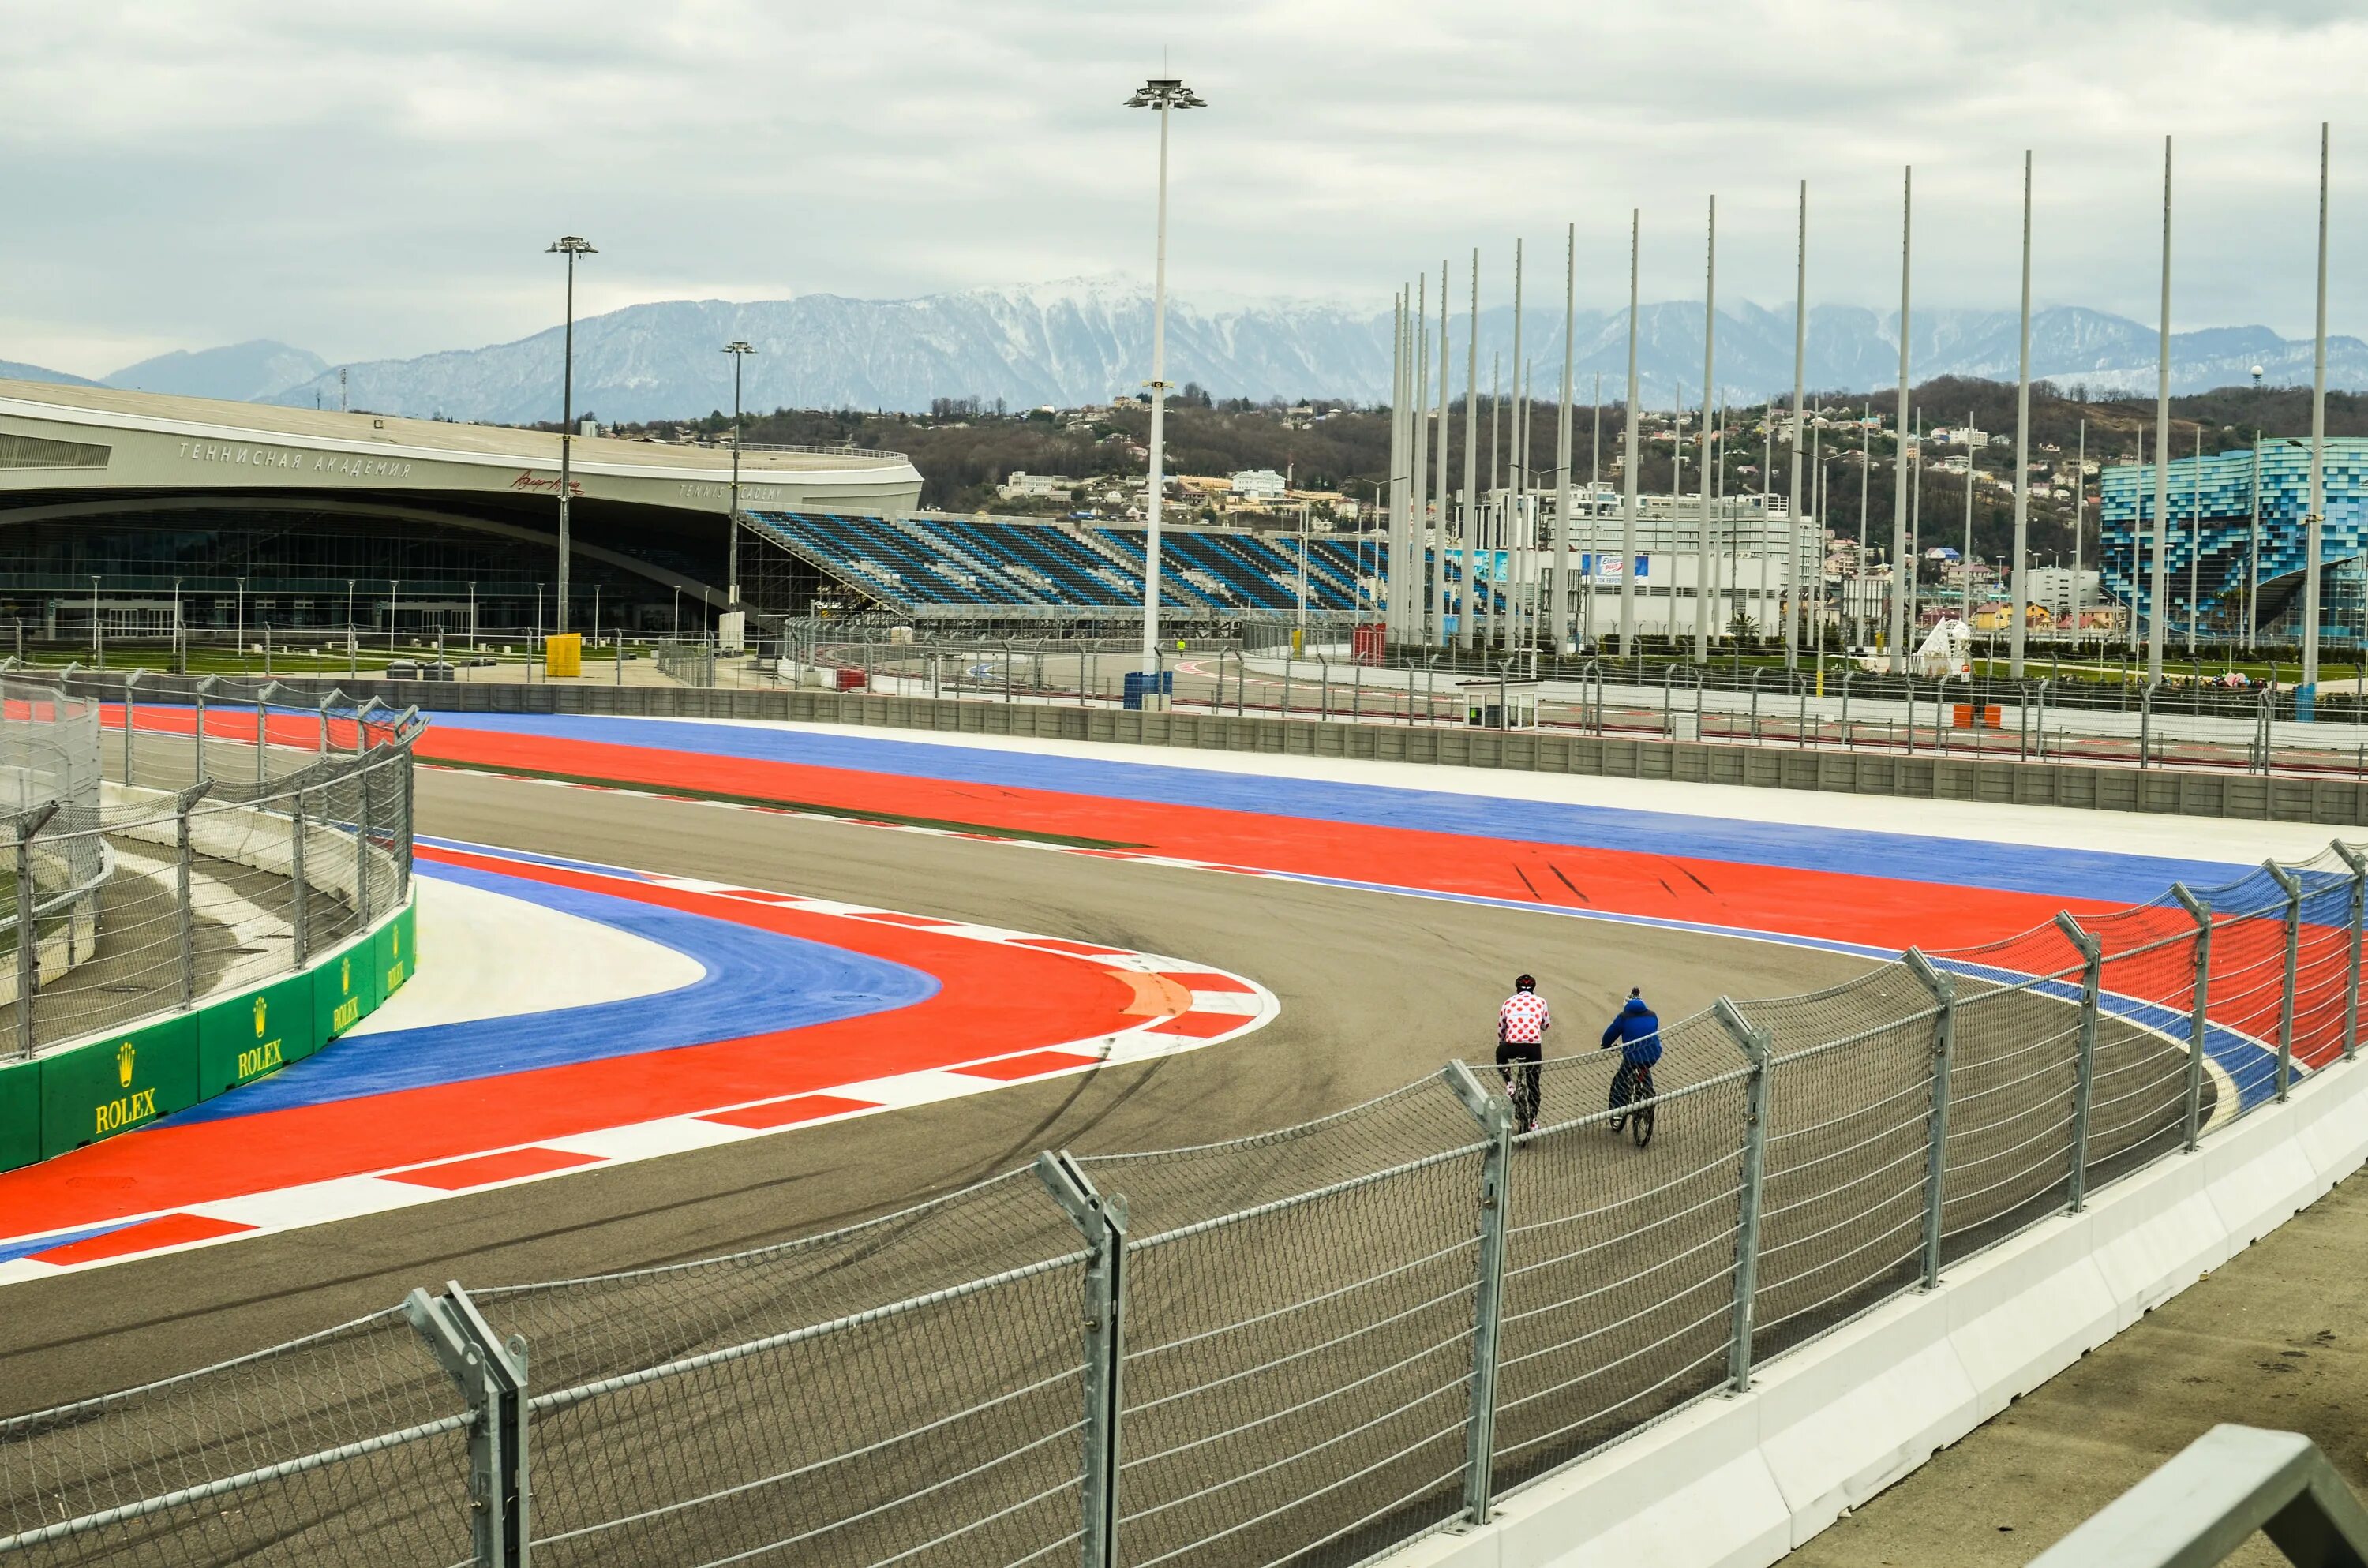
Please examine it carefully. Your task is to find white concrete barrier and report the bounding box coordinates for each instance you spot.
[1384,1054,2368,1568]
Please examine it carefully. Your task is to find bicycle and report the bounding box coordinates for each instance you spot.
[1607,1060,1656,1149]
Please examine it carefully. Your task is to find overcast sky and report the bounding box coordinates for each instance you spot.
[5,0,2366,377]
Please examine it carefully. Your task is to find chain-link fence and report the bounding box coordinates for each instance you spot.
[6,837,2364,1568]
[0,667,419,1062]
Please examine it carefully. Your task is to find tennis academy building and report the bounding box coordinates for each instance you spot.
[0,378,922,637]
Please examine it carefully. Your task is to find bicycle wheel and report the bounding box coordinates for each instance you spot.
[1628,1070,1656,1148]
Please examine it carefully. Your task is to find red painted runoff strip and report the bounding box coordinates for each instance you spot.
[0,849,1157,1239]
[953,1050,1104,1081]
[700,1093,879,1130]
[385,1147,603,1191]
[412,728,2093,949]
[31,1213,255,1265]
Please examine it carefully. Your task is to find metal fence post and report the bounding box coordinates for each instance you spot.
[193,675,215,782]
[1441,1061,1512,1525]
[404,1284,530,1568]
[1036,1150,1128,1568]
[1710,997,1773,1390]
[175,782,212,1011]
[290,788,311,969]
[2335,841,2366,1062]
[355,758,375,929]
[2265,860,2302,1102]
[2171,883,2213,1151]
[122,671,138,786]
[13,802,58,1056]
[1905,947,1956,1289]
[2055,912,2103,1213]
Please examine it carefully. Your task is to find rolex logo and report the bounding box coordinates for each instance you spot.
[254,996,268,1037]
[116,1040,135,1088]
[341,956,352,994]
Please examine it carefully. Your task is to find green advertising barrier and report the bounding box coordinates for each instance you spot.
[314,930,375,1044]
[376,901,416,1004]
[198,971,320,1098]
[0,1056,36,1174]
[40,1013,200,1160]
[10,893,415,1169]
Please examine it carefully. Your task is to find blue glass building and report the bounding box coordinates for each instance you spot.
[2099,437,2368,642]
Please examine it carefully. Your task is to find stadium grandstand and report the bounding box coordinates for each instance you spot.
[2099,436,2368,641]
[744,507,1416,630]
[0,378,920,637]
[0,376,1431,638]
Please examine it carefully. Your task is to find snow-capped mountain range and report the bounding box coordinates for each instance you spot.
[13,275,2367,422]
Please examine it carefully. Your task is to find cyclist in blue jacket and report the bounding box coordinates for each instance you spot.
[1600,988,1662,1127]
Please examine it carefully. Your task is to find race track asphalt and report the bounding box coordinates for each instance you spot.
[0,768,1864,1417]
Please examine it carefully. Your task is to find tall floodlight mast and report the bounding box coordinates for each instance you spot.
[1786,180,1807,669]
[1554,223,1576,653]
[722,340,755,610]
[1434,261,1452,648]
[1123,75,1205,700]
[2010,151,2034,677]
[546,235,596,631]
[1620,211,1642,650]
[1461,251,1479,653]
[2305,123,2331,718]
[2148,136,2174,686]
[1889,170,1913,675]
[1695,196,1717,662]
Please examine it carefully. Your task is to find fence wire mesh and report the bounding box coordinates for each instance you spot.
[1740,967,1939,1360]
[1119,1144,1486,1568]
[0,1310,472,1568]
[1491,1038,1752,1496]
[0,670,418,1062]
[8,831,2368,1568]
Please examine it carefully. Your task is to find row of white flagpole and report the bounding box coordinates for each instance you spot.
[1372,129,2337,698]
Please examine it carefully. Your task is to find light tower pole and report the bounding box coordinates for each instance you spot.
[2010,150,2033,678]
[1620,211,1641,651]
[1124,76,1205,697]
[2148,137,2174,686]
[1786,180,1806,669]
[1890,170,1913,675]
[2304,122,2330,718]
[546,235,596,632]
[723,340,755,608]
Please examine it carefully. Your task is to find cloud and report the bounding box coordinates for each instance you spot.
[1,0,2362,376]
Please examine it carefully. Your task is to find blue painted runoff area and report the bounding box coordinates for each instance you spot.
[0,1218,141,1265]
[164,856,938,1121]
[434,713,2263,905]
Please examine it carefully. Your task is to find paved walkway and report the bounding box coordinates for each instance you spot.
[1788,1158,2368,1566]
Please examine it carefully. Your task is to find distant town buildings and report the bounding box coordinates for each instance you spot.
[996,471,1073,500]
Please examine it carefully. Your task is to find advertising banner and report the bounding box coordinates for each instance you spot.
[0,1057,34,1173]
[313,932,375,1044]
[199,971,321,1098]
[376,904,415,1003]
[39,1014,200,1159]
[1579,554,1650,582]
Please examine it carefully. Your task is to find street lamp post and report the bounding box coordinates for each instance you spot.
[723,341,755,609]
[1124,77,1205,703]
[235,577,245,672]
[547,235,597,634]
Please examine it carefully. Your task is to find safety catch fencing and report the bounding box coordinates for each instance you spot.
[4,843,2365,1567]
[0,666,422,1063]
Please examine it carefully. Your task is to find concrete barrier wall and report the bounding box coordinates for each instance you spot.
[317,679,2368,828]
[1383,1053,2368,1568]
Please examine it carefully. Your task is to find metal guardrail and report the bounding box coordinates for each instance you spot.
[4,840,2361,1566]
[2027,1425,2368,1568]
